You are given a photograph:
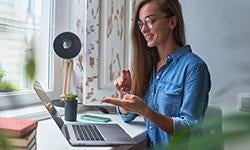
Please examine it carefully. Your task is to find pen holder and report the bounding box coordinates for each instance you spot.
[64,100,78,121]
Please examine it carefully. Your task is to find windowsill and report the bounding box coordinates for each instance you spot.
[0,104,58,120]
[0,104,113,121]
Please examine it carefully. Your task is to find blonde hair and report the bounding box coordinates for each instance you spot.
[130,0,185,97]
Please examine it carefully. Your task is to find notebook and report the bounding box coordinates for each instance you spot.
[33,81,134,146]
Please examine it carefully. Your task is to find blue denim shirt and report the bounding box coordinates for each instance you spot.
[118,45,211,148]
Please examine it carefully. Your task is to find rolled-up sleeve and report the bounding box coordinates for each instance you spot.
[172,62,211,133]
[116,106,138,123]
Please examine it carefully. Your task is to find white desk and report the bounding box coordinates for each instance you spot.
[37,111,147,150]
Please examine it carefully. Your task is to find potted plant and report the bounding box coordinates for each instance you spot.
[64,92,78,121]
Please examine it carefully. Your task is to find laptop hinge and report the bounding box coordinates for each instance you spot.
[62,125,70,140]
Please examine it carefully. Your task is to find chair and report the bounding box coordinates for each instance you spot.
[201,105,224,150]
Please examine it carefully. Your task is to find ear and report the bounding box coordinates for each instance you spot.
[169,16,177,30]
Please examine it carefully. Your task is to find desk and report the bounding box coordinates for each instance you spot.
[37,111,147,150]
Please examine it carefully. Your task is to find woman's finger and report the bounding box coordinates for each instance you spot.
[117,77,123,86]
[121,69,127,81]
[114,79,117,86]
[124,69,131,81]
[101,97,124,107]
[123,94,134,99]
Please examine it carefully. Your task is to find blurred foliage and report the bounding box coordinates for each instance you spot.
[25,56,36,81]
[0,80,19,92]
[159,113,250,150]
[0,67,6,81]
[25,48,36,82]
[0,67,19,92]
[0,132,11,150]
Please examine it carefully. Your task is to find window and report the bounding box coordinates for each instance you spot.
[0,0,69,110]
[0,0,50,90]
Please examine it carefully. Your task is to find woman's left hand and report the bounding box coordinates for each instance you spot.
[102,94,148,115]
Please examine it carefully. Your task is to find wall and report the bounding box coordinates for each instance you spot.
[68,0,250,112]
[180,0,250,114]
[180,1,250,149]
[69,0,141,105]
[67,1,250,149]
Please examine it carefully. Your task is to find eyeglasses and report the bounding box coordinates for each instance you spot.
[137,15,172,30]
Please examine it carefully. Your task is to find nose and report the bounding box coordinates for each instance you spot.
[141,24,150,33]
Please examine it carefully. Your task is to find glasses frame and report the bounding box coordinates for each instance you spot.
[137,15,172,30]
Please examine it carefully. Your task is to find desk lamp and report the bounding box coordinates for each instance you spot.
[51,32,81,107]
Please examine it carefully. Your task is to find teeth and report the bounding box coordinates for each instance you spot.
[145,35,152,41]
[145,35,150,39]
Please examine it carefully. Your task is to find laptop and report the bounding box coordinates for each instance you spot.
[33,81,135,146]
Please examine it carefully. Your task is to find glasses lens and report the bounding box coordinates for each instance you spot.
[145,17,153,29]
[137,17,154,30]
[137,20,143,30]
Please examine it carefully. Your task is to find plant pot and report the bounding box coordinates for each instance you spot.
[64,100,78,121]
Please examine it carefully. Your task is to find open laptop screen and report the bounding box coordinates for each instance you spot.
[33,81,64,129]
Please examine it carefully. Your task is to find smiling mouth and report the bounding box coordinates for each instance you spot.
[144,34,153,41]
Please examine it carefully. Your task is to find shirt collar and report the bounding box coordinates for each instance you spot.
[166,45,191,62]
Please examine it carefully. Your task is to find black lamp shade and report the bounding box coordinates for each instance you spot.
[53,32,81,59]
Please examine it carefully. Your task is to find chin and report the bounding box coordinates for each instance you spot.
[147,41,156,48]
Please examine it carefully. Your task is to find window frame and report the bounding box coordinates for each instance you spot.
[0,0,71,110]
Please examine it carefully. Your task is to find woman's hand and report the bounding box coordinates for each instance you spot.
[113,69,132,114]
[102,94,149,116]
[114,69,131,94]
[102,94,174,134]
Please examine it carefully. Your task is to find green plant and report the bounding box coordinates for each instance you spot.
[0,80,19,92]
[65,92,77,101]
[0,66,19,92]
[160,113,250,150]
[24,48,36,81]
[0,66,6,81]
[0,132,11,150]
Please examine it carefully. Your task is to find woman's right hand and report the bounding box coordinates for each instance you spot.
[114,69,131,94]
[114,69,132,115]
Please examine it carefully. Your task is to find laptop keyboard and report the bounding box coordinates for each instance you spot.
[72,124,105,141]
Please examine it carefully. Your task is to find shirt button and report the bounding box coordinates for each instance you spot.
[149,126,152,130]
[156,76,160,79]
[151,92,154,96]
[155,106,158,111]
[167,56,171,59]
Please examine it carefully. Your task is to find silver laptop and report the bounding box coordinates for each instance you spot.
[33,81,134,146]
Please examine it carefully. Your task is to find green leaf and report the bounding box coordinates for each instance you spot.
[0,80,19,92]
[161,113,250,150]
[65,92,77,101]
[0,132,11,150]
[25,57,36,81]
[0,66,6,81]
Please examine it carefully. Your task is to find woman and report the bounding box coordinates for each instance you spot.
[102,0,211,148]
